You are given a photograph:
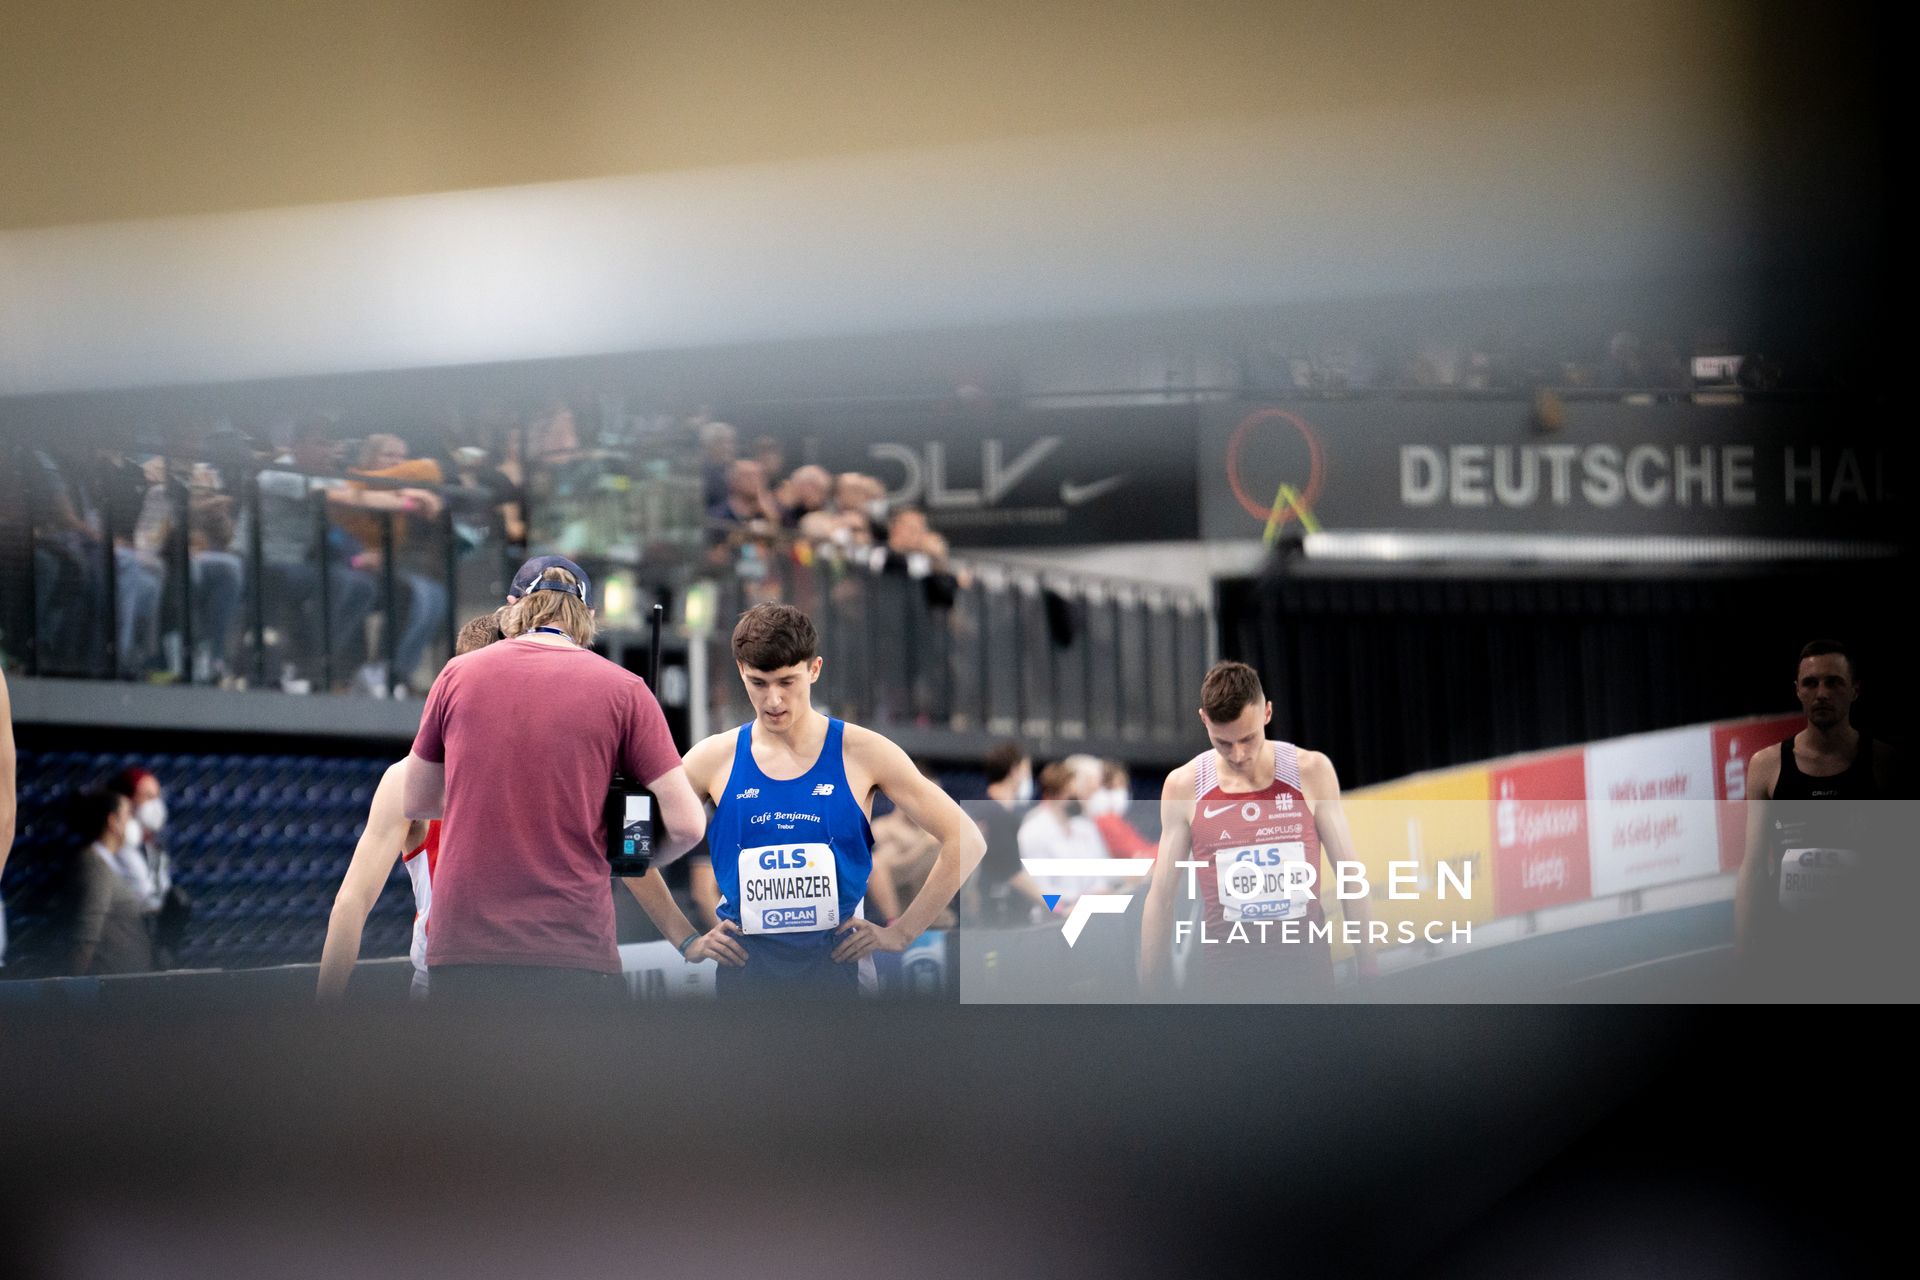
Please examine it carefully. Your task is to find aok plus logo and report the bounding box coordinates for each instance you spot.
[1019,857,1155,946]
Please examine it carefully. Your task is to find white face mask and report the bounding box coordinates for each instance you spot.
[136,797,167,833]
[1015,774,1036,807]
[1087,787,1130,818]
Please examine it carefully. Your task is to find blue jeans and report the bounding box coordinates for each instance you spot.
[389,571,449,687]
[263,560,375,678]
[189,551,245,669]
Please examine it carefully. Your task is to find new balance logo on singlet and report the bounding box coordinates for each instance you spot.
[812,783,835,796]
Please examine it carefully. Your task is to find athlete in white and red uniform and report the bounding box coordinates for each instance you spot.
[1140,660,1376,1000]
[1184,739,1333,992]
[400,820,440,994]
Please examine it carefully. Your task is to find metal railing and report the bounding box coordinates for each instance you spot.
[699,537,1211,750]
[3,443,1211,753]
[4,446,514,696]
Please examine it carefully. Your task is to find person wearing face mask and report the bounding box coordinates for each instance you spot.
[68,788,156,976]
[1017,756,1112,914]
[1087,759,1155,858]
[105,767,169,911]
[974,742,1049,926]
[108,765,192,967]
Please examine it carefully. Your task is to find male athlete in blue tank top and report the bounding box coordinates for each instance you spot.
[681,603,987,997]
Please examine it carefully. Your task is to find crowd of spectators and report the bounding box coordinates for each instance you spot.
[13,411,533,696]
[850,742,1156,938]
[961,742,1156,928]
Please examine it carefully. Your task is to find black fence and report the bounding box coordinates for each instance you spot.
[703,545,1211,751]
[2,442,1212,755]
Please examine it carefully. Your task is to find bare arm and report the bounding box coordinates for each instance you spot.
[1302,750,1376,978]
[836,729,985,958]
[1734,747,1780,954]
[318,761,420,1000]
[864,817,911,922]
[402,752,446,820]
[687,857,721,930]
[0,671,14,879]
[620,871,743,966]
[679,732,733,807]
[644,765,707,868]
[1139,767,1193,990]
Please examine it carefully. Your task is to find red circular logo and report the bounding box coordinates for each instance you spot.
[1225,407,1326,528]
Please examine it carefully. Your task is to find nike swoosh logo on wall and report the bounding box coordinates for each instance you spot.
[1060,475,1127,505]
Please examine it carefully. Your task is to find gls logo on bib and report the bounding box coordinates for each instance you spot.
[738,843,839,934]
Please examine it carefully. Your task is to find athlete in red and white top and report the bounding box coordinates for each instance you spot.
[1139,660,1377,998]
[317,758,436,1000]
[400,820,440,988]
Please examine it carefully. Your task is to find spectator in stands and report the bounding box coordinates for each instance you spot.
[775,464,833,531]
[122,426,247,683]
[1087,759,1154,857]
[749,434,786,483]
[180,487,245,684]
[27,446,162,678]
[1018,757,1110,907]
[707,459,781,544]
[247,417,434,692]
[66,787,154,975]
[832,471,889,546]
[97,448,166,673]
[974,741,1048,926]
[881,507,956,590]
[525,401,582,462]
[102,768,166,913]
[448,416,529,552]
[107,765,191,968]
[343,433,452,697]
[699,419,739,509]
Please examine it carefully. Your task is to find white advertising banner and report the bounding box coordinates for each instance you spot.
[1585,726,1720,896]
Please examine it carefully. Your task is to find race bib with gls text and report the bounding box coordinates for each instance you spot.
[739,843,839,934]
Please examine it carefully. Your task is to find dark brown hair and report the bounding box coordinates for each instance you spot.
[1200,661,1265,723]
[984,741,1028,785]
[1037,760,1074,801]
[732,603,818,670]
[1797,638,1856,680]
[455,611,508,655]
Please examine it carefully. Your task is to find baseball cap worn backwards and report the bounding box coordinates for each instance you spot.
[510,554,592,604]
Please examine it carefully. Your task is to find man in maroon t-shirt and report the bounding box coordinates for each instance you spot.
[405,556,707,996]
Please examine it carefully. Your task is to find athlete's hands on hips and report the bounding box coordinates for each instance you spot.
[832,917,909,963]
[686,919,749,968]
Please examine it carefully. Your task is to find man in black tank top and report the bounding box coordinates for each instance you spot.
[1734,639,1905,997]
